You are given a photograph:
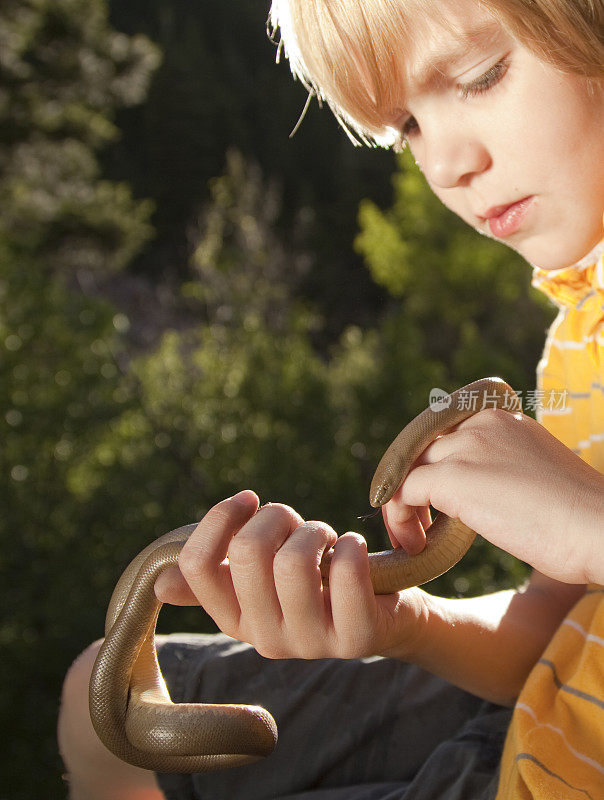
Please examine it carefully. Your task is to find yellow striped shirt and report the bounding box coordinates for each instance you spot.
[496,240,604,799]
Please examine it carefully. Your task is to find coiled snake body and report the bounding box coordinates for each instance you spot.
[89,377,519,773]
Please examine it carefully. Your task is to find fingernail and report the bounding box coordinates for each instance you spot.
[230,489,256,505]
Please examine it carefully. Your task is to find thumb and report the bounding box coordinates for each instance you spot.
[382,497,430,554]
[155,565,201,605]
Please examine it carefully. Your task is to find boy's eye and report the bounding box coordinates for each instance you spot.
[401,115,419,139]
[397,55,509,145]
[457,57,509,100]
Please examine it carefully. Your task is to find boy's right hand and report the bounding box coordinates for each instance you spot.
[154,490,429,661]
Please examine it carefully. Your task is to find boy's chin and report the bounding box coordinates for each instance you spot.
[477,230,604,272]
[527,237,604,271]
[470,214,603,269]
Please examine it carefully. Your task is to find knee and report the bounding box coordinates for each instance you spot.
[58,640,164,799]
[57,640,103,774]
[59,641,102,728]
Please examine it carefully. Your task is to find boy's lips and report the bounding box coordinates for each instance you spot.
[477,196,535,238]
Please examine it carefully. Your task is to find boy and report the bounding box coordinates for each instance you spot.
[59,1,604,798]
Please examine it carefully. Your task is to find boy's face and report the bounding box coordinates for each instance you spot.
[389,0,604,269]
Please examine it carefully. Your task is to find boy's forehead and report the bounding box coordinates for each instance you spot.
[402,9,505,90]
[271,0,510,144]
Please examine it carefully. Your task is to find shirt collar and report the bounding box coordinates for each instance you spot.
[531,237,604,310]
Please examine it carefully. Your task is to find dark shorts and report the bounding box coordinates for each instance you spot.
[155,634,512,800]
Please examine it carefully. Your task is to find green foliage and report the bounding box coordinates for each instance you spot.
[0,1,159,795]
[64,150,365,575]
[0,238,131,797]
[0,147,363,799]
[69,320,360,545]
[0,0,160,274]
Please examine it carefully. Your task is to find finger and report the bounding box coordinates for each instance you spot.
[178,490,259,630]
[273,521,337,651]
[155,565,200,605]
[417,504,432,531]
[227,503,305,636]
[378,439,442,552]
[400,461,463,521]
[382,499,427,554]
[411,433,450,465]
[328,532,377,657]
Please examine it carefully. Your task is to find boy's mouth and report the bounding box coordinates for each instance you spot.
[477,196,535,238]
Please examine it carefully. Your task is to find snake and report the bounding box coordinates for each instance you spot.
[89,376,519,773]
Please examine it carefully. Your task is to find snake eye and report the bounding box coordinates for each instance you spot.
[370,483,389,508]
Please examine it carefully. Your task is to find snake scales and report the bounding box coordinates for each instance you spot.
[89,377,519,773]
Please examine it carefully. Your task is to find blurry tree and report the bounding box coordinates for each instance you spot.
[1,237,131,798]
[66,151,365,589]
[105,0,394,340]
[0,1,159,796]
[185,149,312,333]
[0,0,160,276]
[0,148,367,798]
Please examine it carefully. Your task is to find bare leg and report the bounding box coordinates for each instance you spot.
[58,640,166,800]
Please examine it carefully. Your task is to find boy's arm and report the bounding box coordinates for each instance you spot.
[389,571,585,707]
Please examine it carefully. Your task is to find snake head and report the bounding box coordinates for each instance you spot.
[369,478,394,508]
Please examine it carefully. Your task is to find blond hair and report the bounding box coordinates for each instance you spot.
[269,0,604,147]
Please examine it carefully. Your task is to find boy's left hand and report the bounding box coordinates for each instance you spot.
[383,409,604,585]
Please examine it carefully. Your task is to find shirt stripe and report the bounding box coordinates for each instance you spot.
[537,659,604,711]
[562,619,604,648]
[515,702,604,777]
[515,754,597,800]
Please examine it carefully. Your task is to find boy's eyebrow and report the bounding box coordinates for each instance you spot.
[408,21,505,90]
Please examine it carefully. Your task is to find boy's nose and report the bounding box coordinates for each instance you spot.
[420,128,491,189]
